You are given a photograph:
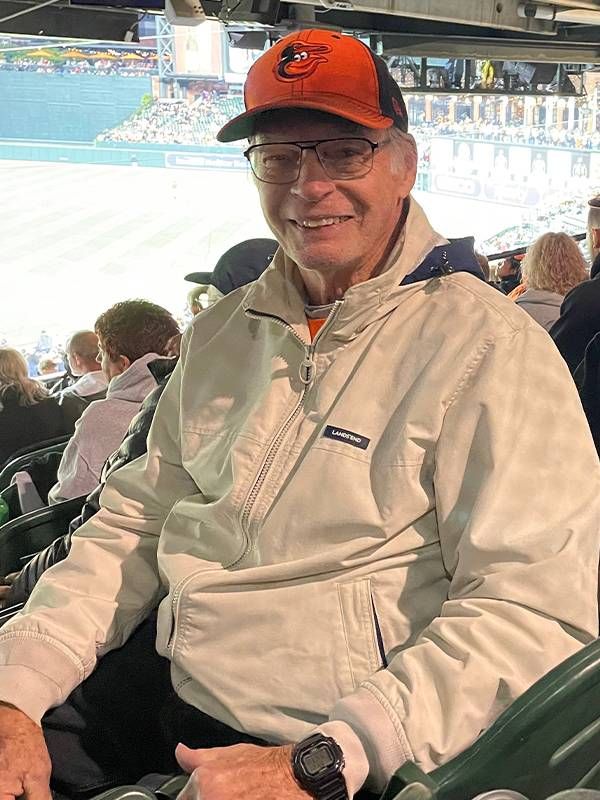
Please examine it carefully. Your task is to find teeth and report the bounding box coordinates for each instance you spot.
[300,216,348,228]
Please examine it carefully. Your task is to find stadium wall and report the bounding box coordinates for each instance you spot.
[0,139,246,169]
[0,73,152,141]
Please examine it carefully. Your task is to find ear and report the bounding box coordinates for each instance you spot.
[118,354,131,372]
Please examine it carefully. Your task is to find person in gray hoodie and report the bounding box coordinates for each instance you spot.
[516,231,588,332]
[47,299,180,504]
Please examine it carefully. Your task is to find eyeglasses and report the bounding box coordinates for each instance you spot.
[244,137,382,184]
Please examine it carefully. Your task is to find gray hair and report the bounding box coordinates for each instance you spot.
[387,127,418,176]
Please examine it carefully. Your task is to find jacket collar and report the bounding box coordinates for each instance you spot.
[242,198,451,342]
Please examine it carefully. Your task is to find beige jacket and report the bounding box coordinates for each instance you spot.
[0,199,598,796]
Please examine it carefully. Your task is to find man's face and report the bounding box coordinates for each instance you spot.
[250,112,416,282]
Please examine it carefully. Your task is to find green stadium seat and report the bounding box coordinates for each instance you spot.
[0,495,86,575]
[381,637,600,800]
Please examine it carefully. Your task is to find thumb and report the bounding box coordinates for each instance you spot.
[175,742,204,774]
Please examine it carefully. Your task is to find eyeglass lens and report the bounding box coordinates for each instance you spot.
[247,139,375,183]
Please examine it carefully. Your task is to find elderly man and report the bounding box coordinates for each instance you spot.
[0,30,598,800]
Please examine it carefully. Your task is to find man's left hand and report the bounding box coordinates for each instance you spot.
[175,742,311,800]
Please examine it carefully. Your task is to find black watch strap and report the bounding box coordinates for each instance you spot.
[312,775,348,800]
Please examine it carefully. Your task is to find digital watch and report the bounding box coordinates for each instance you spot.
[291,733,349,800]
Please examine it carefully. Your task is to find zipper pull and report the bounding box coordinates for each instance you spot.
[299,354,315,386]
[430,249,455,276]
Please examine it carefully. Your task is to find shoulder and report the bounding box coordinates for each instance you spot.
[436,272,535,339]
[562,277,600,309]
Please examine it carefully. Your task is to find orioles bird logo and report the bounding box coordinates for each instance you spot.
[276,41,332,81]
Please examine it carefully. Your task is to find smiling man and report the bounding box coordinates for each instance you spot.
[0,29,599,800]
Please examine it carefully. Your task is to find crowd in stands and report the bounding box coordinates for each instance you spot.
[412,119,600,150]
[96,93,244,146]
[0,53,157,77]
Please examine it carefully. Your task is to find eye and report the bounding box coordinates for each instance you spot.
[293,54,302,62]
[300,51,308,59]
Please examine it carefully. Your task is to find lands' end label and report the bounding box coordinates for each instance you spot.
[322,425,370,450]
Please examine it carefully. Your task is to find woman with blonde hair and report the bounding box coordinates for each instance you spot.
[516,232,588,331]
[0,347,73,466]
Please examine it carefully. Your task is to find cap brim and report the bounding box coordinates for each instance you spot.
[217,95,394,143]
[184,271,214,284]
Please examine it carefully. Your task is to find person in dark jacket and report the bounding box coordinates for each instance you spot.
[0,348,74,468]
[0,238,278,609]
[549,195,600,373]
[550,252,600,373]
[573,330,600,455]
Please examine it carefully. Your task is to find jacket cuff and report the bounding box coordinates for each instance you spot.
[328,686,414,793]
[312,720,370,799]
[0,665,66,724]
[0,632,86,724]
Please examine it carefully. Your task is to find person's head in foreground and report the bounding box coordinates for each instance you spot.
[217,29,417,301]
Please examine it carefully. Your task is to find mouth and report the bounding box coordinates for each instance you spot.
[292,216,352,230]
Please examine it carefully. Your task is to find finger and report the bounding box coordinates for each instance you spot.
[21,775,52,800]
[5,574,18,583]
[0,588,11,598]
[175,743,205,773]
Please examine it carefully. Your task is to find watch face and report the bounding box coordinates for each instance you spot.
[301,742,336,777]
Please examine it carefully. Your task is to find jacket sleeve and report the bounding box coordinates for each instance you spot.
[0,343,198,724]
[325,324,600,793]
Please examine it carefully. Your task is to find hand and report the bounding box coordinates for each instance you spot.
[0,702,52,800]
[175,742,311,800]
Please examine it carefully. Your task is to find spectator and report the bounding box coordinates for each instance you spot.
[56,331,109,423]
[496,254,523,294]
[61,331,108,400]
[0,31,597,800]
[515,232,588,331]
[550,195,600,372]
[37,356,60,375]
[0,348,73,466]
[474,251,490,282]
[47,300,179,504]
[574,330,600,454]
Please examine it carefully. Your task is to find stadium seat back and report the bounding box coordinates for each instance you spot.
[0,495,86,575]
[0,484,21,520]
[0,438,70,491]
[382,637,600,800]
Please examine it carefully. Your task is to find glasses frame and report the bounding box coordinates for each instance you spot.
[243,137,381,184]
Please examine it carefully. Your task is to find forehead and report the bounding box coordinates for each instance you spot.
[251,109,376,143]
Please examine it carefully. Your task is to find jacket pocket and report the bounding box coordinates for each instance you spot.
[337,577,385,688]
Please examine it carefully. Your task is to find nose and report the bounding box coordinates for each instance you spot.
[290,148,335,202]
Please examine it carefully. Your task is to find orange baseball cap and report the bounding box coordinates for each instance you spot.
[217,28,408,143]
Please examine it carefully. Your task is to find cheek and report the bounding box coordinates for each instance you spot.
[256,185,284,231]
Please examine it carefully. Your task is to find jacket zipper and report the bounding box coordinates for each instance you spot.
[232,304,340,567]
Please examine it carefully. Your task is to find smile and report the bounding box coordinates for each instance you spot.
[295,216,352,229]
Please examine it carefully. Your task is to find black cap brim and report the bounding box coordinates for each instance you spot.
[185,272,214,284]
